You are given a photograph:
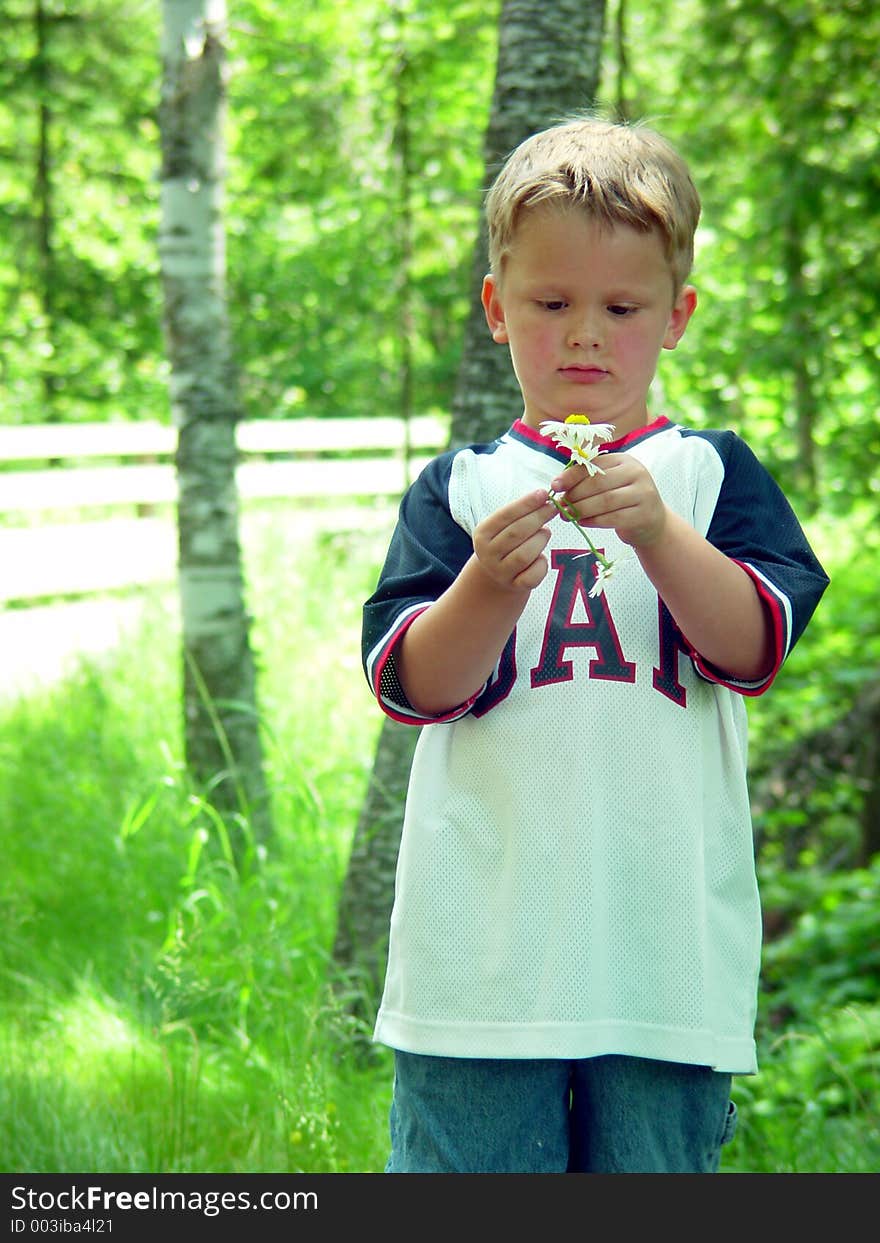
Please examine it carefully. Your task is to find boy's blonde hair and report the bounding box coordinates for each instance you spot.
[485,115,701,294]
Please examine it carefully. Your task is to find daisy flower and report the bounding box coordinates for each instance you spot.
[538,413,616,476]
[586,559,618,598]
[540,414,626,596]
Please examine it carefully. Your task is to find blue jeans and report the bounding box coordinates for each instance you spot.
[387,1051,737,1173]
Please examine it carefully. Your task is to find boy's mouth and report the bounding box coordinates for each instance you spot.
[559,365,609,382]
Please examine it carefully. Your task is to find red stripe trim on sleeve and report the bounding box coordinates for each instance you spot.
[372,606,482,725]
[691,560,788,697]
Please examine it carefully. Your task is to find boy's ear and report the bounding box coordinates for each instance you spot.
[663,284,697,350]
[481,274,509,344]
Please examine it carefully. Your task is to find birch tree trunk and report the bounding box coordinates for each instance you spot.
[159,0,272,850]
[332,0,608,1024]
[34,0,59,419]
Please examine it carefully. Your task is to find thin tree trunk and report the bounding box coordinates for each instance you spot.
[783,194,819,509]
[159,0,272,853]
[391,5,415,483]
[858,691,880,866]
[614,0,630,121]
[330,715,421,1030]
[34,0,58,419]
[332,0,608,1022]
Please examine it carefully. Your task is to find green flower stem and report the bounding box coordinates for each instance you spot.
[548,490,615,571]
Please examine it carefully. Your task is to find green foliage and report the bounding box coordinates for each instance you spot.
[225,0,497,422]
[728,1006,880,1173]
[743,505,880,872]
[761,850,880,1002]
[0,0,163,424]
[0,511,395,1173]
[0,0,498,426]
[2,0,878,517]
[610,1,880,512]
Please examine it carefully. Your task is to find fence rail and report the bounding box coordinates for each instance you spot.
[0,415,449,603]
[0,414,448,514]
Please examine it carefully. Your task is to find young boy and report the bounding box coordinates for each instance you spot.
[361,115,829,1173]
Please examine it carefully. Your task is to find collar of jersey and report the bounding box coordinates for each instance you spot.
[508,415,673,462]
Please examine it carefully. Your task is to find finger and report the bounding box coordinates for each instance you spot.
[480,502,557,556]
[556,457,638,510]
[564,490,639,528]
[505,530,552,587]
[488,525,550,581]
[479,490,554,540]
[512,554,550,590]
[550,474,610,521]
[550,453,626,494]
[549,463,589,493]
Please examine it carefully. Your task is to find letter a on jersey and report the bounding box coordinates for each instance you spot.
[530,550,636,688]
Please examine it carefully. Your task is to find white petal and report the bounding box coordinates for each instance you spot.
[589,423,616,442]
[588,564,616,597]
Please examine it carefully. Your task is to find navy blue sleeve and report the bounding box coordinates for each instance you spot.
[684,429,830,692]
[361,451,476,722]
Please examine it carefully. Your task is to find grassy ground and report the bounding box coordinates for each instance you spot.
[1,507,394,1173]
[1,503,877,1174]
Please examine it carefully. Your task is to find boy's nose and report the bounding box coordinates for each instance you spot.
[567,314,602,350]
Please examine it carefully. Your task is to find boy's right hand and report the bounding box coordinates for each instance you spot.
[472,490,557,592]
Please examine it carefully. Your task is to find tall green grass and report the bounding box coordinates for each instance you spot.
[1,506,394,1173]
[1,503,877,1173]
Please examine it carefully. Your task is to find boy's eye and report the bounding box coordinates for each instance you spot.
[539,300,567,311]
[608,304,636,316]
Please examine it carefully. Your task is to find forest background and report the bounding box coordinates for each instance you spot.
[1,0,878,1175]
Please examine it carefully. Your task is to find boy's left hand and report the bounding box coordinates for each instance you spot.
[550,454,667,549]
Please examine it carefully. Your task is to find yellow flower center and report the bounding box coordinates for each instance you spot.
[564,414,592,425]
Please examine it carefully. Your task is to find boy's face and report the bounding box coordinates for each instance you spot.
[481,205,696,437]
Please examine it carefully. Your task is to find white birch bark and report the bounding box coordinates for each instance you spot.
[159,0,271,848]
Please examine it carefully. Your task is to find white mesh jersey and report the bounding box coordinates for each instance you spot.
[362,416,829,1073]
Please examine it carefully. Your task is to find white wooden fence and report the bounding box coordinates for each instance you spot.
[0,415,448,602]
[0,414,447,513]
